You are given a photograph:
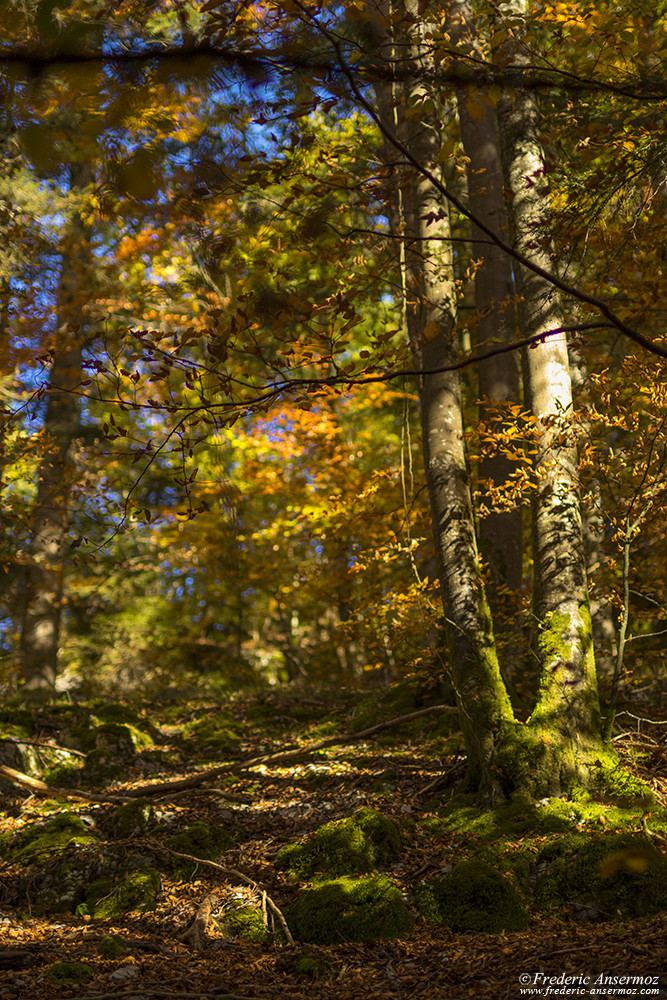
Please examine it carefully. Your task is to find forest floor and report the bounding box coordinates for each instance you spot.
[1,684,666,1000]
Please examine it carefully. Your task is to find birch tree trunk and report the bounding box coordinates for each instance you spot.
[20,162,93,692]
[495,1,604,772]
[371,1,514,794]
[451,0,522,604]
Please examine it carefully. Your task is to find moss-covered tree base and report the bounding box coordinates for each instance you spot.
[468,721,654,806]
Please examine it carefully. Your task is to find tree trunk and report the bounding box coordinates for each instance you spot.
[494,0,607,786]
[451,0,522,603]
[372,1,515,796]
[20,162,93,693]
[365,0,619,799]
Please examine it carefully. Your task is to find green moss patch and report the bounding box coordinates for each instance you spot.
[416,861,530,933]
[111,799,153,839]
[439,794,667,841]
[98,934,127,959]
[222,901,270,942]
[83,867,161,918]
[182,711,240,756]
[289,875,414,944]
[164,821,233,876]
[44,961,94,985]
[291,949,334,979]
[0,813,97,865]
[535,834,667,920]
[276,808,401,880]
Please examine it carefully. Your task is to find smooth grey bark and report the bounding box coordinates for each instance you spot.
[370,0,514,790]
[20,162,93,692]
[451,0,522,602]
[495,0,602,749]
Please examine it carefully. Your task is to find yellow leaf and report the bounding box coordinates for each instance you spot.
[466,98,486,122]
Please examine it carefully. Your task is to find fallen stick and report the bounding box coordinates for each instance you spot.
[0,763,132,804]
[0,703,458,805]
[181,892,219,951]
[125,703,458,799]
[152,840,295,946]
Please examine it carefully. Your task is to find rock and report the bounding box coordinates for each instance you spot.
[276,808,402,880]
[109,964,140,983]
[289,875,414,944]
[416,860,530,932]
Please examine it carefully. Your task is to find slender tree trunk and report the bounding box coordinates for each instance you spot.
[364,0,619,799]
[495,2,604,773]
[451,0,522,603]
[20,162,93,693]
[372,1,514,795]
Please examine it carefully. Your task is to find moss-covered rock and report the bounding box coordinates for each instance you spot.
[416,861,530,933]
[41,760,84,787]
[82,748,129,782]
[222,901,270,942]
[276,808,401,880]
[98,934,128,959]
[44,961,94,985]
[94,722,152,755]
[164,821,233,877]
[83,867,161,918]
[289,875,414,944]
[182,711,240,756]
[0,813,97,865]
[291,949,334,979]
[111,799,153,839]
[0,729,41,776]
[535,834,667,920]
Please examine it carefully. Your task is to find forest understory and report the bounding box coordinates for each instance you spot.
[1,682,666,1000]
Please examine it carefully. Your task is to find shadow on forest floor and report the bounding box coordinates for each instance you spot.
[1,685,666,1000]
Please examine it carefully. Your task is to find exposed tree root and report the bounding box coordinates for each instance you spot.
[180,892,219,951]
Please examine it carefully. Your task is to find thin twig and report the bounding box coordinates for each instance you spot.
[147,840,295,946]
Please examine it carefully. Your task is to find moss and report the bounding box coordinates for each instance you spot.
[84,867,161,918]
[415,860,530,933]
[535,834,667,919]
[164,821,233,877]
[289,875,414,944]
[182,711,240,756]
[90,701,143,726]
[94,722,153,754]
[276,808,401,880]
[222,901,270,942]
[44,961,94,985]
[1,813,97,865]
[41,761,83,787]
[439,792,664,844]
[111,799,153,839]
[82,748,128,782]
[292,950,333,979]
[98,934,127,959]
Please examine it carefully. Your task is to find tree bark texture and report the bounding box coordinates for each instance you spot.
[20,162,93,692]
[451,0,522,601]
[495,0,602,752]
